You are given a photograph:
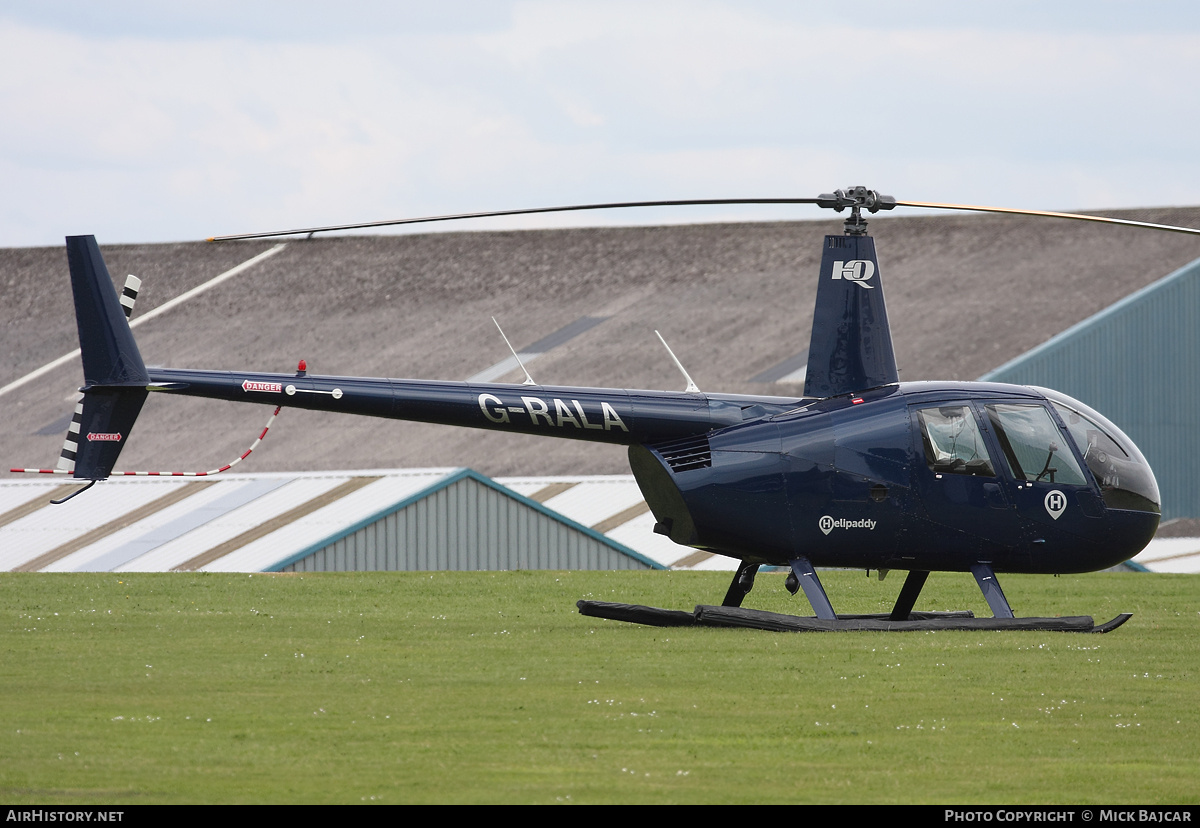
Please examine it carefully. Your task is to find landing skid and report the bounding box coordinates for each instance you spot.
[576,601,1132,633]
[576,558,1131,634]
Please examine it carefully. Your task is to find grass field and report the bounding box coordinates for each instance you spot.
[1,569,1197,804]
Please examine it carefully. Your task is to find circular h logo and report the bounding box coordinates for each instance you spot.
[1044,490,1067,520]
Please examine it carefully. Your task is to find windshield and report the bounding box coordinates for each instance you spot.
[984,403,1088,486]
[1046,398,1160,514]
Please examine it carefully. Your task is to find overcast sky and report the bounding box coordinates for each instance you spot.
[2,1,1199,247]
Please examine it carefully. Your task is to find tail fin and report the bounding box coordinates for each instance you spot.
[803,234,899,398]
[63,236,149,479]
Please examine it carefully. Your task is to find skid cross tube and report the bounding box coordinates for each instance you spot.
[971,563,1015,619]
[788,556,838,620]
[722,561,760,608]
[890,570,931,621]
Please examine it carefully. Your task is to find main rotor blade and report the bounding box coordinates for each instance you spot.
[207,198,825,242]
[210,193,1200,242]
[895,199,1200,236]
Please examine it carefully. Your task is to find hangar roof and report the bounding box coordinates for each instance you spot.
[1134,538,1200,574]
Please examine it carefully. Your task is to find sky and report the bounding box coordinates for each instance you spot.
[2,0,1199,246]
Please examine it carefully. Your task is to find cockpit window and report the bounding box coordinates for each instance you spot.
[984,403,1088,486]
[917,405,995,477]
[1051,402,1128,461]
[1050,401,1160,513]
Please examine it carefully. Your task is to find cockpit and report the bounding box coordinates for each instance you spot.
[914,389,1160,514]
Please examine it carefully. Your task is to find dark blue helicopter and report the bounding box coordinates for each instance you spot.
[25,187,1198,632]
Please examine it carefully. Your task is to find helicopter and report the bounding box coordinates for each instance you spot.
[16,187,1200,633]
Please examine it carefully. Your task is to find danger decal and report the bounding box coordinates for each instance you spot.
[242,380,283,394]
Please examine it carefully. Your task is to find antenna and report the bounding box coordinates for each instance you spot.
[655,331,700,393]
[492,318,537,386]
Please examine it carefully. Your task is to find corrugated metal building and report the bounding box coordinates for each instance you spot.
[980,255,1200,521]
[281,470,662,572]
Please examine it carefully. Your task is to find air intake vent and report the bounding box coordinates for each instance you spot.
[653,434,712,473]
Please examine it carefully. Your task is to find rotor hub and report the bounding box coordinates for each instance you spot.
[817,186,897,235]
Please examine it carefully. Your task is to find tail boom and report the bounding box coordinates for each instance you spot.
[143,367,799,446]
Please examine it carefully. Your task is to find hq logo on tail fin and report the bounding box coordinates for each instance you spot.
[831,259,876,288]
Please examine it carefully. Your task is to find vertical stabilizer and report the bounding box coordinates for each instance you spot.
[803,235,898,398]
[63,236,150,479]
[67,236,149,388]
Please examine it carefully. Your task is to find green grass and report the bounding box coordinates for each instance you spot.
[1,569,1197,804]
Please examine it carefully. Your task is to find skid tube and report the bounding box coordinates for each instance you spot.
[575,601,1132,634]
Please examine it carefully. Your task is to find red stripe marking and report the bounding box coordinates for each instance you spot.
[17,407,282,479]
